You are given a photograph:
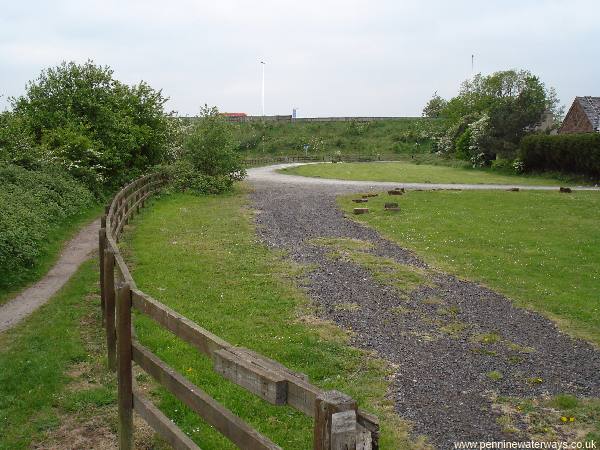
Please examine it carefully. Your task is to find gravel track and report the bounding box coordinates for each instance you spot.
[248,166,600,448]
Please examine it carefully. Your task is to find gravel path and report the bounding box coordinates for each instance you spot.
[250,163,600,191]
[0,218,100,333]
[248,165,600,448]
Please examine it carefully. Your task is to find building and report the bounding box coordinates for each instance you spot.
[559,96,600,133]
[220,112,247,122]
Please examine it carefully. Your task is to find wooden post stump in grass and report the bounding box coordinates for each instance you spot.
[387,189,403,196]
[353,208,369,215]
[384,203,400,211]
[104,249,117,372]
[314,390,357,450]
[116,283,133,450]
[559,187,572,193]
[352,199,368,203]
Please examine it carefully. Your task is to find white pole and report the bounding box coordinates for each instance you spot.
[260,61,266,116]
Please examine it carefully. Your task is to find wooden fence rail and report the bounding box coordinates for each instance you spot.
[99,173,379,449]
[242,154,388,166]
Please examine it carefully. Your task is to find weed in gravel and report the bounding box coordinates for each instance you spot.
[421,295,444,305]
[551,394,579,410]
[391,306,411,315]
[311,237,432,297]
[471,332,502,345]
[436,305,459,317]
[310,237,374,253]
[493,396,600,442]
[506,341,536,354]
[439,320,469,338]
[496,414,519,434]
[487,370,503,381]
[471,348,498,357]
[334,302,362,312]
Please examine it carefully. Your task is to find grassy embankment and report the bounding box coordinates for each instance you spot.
[339,190,600,345]
[282,161,571,186]
[121,189,421,449]
[232,118,446,158]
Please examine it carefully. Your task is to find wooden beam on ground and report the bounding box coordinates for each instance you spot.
[131,289,229,356]
[133,390,200,450]
[132,341,281,450]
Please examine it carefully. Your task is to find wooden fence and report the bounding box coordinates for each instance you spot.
[99,173,380,449]
[243,154,387,166]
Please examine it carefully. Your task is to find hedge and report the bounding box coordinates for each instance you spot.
[0,164,95,290]
[520,133,600,179]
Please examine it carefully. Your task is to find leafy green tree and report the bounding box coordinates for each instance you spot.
[422,92,448,118]
[11,60,172,190]
[167,105,245,194]
[0,111,40,168]
[436,70,561,160]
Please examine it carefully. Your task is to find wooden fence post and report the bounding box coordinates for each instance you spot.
[104,249,117,371]
[331,410,357,450]
[99,225,106,325]
[314,390,357,450]
[117,282,133,450]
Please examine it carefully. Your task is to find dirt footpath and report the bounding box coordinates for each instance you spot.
[0,218,100,333]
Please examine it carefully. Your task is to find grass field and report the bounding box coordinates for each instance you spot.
[339,190,600,345]
[0,205,102,306]
[0,260,109,449]
[282,161,569,186]
[122,190,419,449]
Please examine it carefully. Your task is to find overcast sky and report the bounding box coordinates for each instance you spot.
[1,0,598,117]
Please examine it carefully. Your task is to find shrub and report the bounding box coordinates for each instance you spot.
[12,61,173,191]
[0,164,94,289]
[519,133,600,179]
[169,105,245,194]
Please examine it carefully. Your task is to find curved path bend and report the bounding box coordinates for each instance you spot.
[0,218,100,333]
[247,163,600,448]
[249,162,600,191]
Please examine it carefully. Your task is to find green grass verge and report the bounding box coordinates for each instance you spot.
[0,260,103,449]
[339,190,600,345]
[282,161,570,186]
[0,204,102,306]
[122,190,419,449]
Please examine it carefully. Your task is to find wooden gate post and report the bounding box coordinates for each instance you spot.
[99,223,106,325]
[103,248,117,371]
[314,390,357,450]
[116,282,133,450]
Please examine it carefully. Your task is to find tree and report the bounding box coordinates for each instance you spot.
[422,92,448,118]
[11,60,172,190]
[436,70,561,161]
[167,105,245,194]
